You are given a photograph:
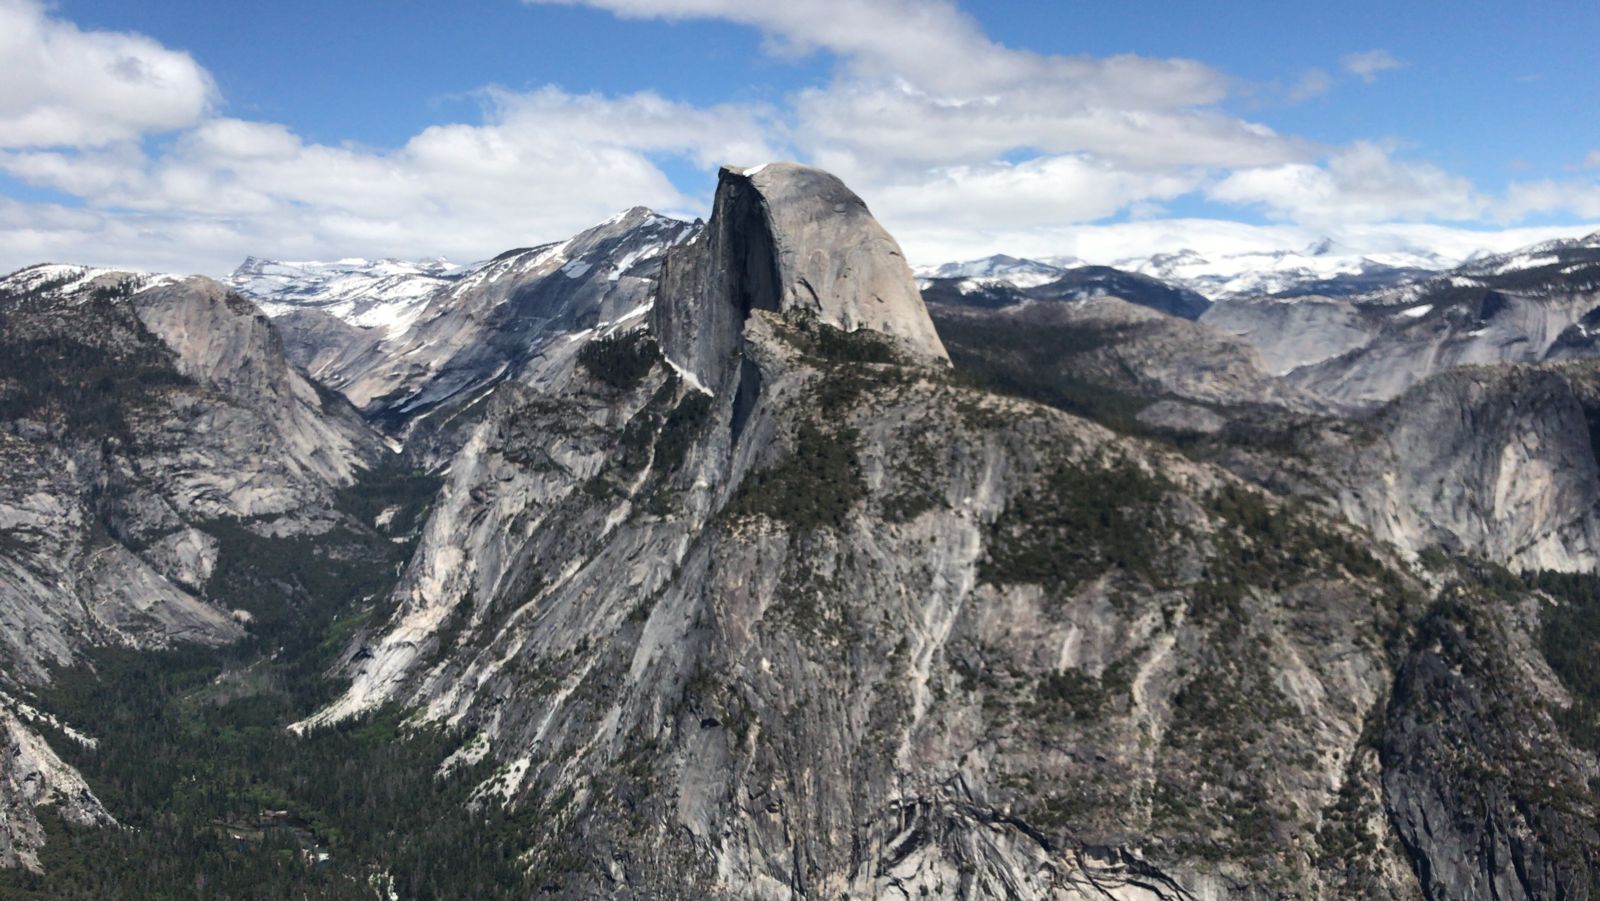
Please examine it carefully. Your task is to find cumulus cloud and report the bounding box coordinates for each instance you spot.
[1341,49,1405,84]
[531,0,1302,175]
[1209,142,1484,226]
[0,85,779,273]
[1500,179,1600,221]
[1,0,1594,275]
[0,0,215,148]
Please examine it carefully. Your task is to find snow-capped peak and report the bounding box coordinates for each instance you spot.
[914,255,1069,289]
[227,257,463,337]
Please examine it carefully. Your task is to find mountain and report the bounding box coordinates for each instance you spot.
[293,164,1597,896]
[1204,231,1600,404]
[232,208,698,461]
[928,294,1324,437]
[228,256,460,337]
[304,164,1430,894]
[1116,240,1457,300]
[918,240,1459,304]
[0,264,420,871]
[5,168,1600,897]
[920,262,1212,320]
[915,254,1074,287]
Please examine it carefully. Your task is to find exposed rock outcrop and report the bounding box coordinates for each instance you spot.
[0,266,394,867]
[654,163,946,391]
[308,164,1468,897]
[239,208,697,460]
[1208,238,1600,406]
[0,709,114,872]
[931,294,1327,428]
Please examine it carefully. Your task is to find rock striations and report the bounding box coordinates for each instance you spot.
[5,167,1600,897]
[297,163,1600,897]
[0,266,393,868]
[654,163,946,392]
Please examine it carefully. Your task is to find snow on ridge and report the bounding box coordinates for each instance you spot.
[1,263,181,302]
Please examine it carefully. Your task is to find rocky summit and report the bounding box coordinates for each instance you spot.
[2,164,1600,899]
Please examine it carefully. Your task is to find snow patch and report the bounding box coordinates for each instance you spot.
[663,355,713,396]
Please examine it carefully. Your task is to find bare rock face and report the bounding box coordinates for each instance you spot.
[134,277,385,494]
[1381,592,1600,900]
[0,710,114,872]
[931,295,1329,422]
[1326,364,1600,572]
[238,209,697,459]
[310,165,1484,897]
[0,266,395,867]
[0,268,390,680]
[654,163,946,391]
[1209,239,1600,406]
[1201,296,1378,375]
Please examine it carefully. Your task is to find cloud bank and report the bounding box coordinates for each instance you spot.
[0,0,1595,275]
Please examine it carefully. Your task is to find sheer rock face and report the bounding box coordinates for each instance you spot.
[313,166,1459,897]
[0,710,114,872]
[931,295,1329,418]
[317,307,1434,896]
[1206,246,1600,407]
[1202,296,1378,376]
[654,163,946,391]
[0,268,391,675]
[133,277,385,493]
[1324,364,1600,573]
[246,209,697,461]
[1382,593,1600,900]
[0,267,395,869]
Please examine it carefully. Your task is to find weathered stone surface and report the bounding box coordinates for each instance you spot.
[0,710,114,872]
[654,163,945,392]
[0,266,391,867]
[1381,591,1600,900]
[310,167,1459,897]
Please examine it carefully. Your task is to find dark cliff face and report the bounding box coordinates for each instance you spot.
[1382,590,1600,901]
[654,163,946,393]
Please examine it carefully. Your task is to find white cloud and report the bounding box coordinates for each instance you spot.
[1,0,1593,277]
[1287,68,1333,102]
[1582,150,1600,169]
[1500,179,1600,221]
[1209,142,1484,226]
[1341,49,1405,84]
[0,87,780,274]
[0,0,215,148]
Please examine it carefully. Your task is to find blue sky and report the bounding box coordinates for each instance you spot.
[1,0,1597,273]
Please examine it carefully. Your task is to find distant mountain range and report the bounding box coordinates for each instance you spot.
[915,239,1468,302]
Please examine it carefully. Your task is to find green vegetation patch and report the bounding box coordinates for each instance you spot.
[728,421,864,531]
[980,456,1173,596]
[1528,570,1600,753]
[2,647,530,899]
[577,331,660,391]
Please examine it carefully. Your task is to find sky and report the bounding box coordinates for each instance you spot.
[2,0,1598,275]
